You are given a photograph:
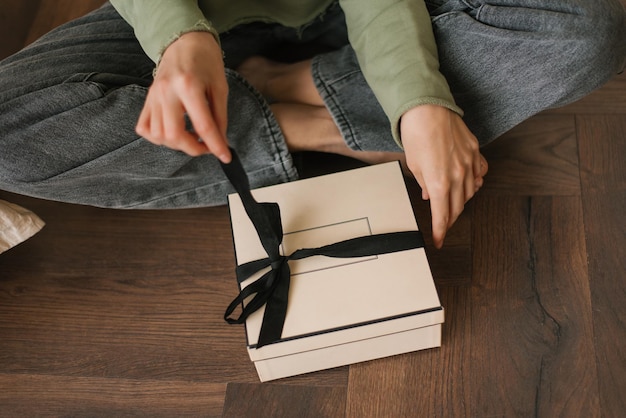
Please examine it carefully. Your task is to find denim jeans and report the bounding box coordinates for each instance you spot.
[0,0,624,208]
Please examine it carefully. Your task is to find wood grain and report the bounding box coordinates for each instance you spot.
[469,196,600,417]
[345,195,600,417]
[544,72,626,115]
[0,374,226,418]
[345,285,472,417]
[222,383,346,418]
[480,114,580,196]
[0,192,349,386]
[577,115,626,418]
[25,0,106,44]
[0,1,625,417]
[0,0,41,60]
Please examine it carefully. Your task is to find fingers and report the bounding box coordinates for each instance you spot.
[464,166,477,202]
[184,86,230,162]
[414,171,430,201]
[428,188,449,249]
[413,172,463,249]
[209,84,229,140]
[135,31,230,162]
[136,78,230,163]
[137,91,204,156]
[136,82,231,162]
[475,155,487,191]
[429,174,468,250]
[479,154,489,177]
[401,105,489,249]
[417,150,481,249]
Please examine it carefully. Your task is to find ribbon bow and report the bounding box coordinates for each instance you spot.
[221,149,424,348]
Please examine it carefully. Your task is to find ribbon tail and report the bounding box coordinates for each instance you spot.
[256,263,291,348]
[221,148,283,260]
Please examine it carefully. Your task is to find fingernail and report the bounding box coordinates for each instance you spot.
[219,152,232,164]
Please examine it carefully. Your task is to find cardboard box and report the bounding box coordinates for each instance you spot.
[226,161,443,382]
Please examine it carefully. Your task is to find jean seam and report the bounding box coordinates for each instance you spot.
[225,69,296,183]
[27,136,146,183]
[311,56,361,151]
[432,11,459,24]
[474,4,483,21]
[460,0,478,9]
[121,163,293,209]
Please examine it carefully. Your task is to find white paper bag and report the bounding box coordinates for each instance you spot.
[0,200,45,254]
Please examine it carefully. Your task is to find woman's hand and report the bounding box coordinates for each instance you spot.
[401,105,488,249]
[136,31,231,163]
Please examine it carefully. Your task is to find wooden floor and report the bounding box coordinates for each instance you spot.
[1,1,625,417]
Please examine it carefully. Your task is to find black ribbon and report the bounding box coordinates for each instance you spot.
[221,149,425,348]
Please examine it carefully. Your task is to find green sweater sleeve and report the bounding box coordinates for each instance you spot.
[339,0,463,145]
[109,0,218,64]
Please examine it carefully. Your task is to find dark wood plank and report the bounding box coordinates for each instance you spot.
[0,0,41,60]
[25,0,106,45]
[2,0,625,416]
[577,115,626,418]
[222,383,346,418]
[0,192,349,386]
[0,194,257,381]
[480,114,580,196]
[577,115,626,189]
[0,194,348,404]
[0,374,226,418]
[347,195,602,417]
[345,285,472,417]
[412,193,473,286]
[469,196,599,416]
[544,72,626,115]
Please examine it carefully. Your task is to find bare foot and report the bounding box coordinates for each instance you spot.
[236,56,276,98]
[238,56,408,172]
[237,56,323,106]
[272,103,407,171]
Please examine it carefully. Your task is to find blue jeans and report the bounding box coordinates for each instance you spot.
[0,1,624,208]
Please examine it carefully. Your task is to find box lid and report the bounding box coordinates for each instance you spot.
[227,162,442,360]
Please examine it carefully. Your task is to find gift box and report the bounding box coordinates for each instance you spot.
[225,159,444,382]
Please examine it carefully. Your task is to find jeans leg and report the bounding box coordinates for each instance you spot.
[312,46,403,153]
[0,4,154,101]
[0,3,297,208]
[430,0,626,144]
[312,0,625,151]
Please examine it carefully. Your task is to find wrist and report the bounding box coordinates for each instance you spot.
[155,24,222,77]
[402,104,449,123]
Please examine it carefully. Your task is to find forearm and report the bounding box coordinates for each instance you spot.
[339,0,462,144]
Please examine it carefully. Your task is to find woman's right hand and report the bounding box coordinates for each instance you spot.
[136,31,231,163]
[401,105,488,249]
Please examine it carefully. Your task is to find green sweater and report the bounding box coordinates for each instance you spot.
[110,0,462,144]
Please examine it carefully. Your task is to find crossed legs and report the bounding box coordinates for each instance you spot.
[237,56,407,168]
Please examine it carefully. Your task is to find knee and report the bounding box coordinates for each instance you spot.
[539,0,626,105]
[573,0,626,77]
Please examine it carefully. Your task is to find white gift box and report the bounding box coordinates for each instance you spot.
[226,161,444,382]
